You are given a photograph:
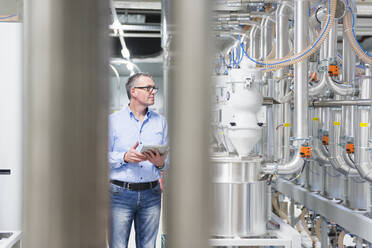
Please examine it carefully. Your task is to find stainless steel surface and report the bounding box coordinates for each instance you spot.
[311,109,330,164]
[167,0,210,246]
[355,66,372,182]
[324,166,344,199]
[211,156,268,237]
[273,3,290,160]
[308,162,324,192]
[274,178,372,243]
[328,108,358,175]
[249,26,260,59]
[113,0,161,10]
[109,32,161,38]
[347,177,369,209]
[294,0,309,140]
[311,99,372,107]
[262,0,309,175]
[24,0,109,247]
[109,23,161,31]
[325,22,356,96]
[161,0,171,237]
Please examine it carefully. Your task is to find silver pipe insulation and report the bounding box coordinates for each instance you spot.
[324,22,356,96]
[261,16,275,160]
[274,2,291,162]
[249,25,260,58]
[311,99,372,107]
[355,66,372,182]
[328,108,359,175]
[161,0,172,237]
[311,108,330,164]
[263,0,309,175]
[342,31,357,170]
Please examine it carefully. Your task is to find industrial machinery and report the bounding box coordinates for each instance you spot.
[209,0,372,246]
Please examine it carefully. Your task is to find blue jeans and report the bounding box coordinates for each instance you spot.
[110,182,161,248]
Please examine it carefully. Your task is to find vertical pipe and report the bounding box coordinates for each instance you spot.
[167,0,210,247]
[275,3,291,162]
[355,65,372,182]
[24,0,109,247]
[249,26,260,59]
[294,0,309,139]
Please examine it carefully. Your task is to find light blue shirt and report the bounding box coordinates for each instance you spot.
[108,105,169,183]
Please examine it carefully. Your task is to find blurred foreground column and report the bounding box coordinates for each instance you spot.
[167,0,211,247]
[24,0,109,247]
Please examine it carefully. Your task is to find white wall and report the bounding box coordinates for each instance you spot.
[0,23,22,230]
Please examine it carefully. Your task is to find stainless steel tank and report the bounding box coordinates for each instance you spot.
[210,155,268,238]
[308,161,324,192]
[324,166,344,200]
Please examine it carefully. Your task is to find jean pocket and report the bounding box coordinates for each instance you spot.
[151,184,162,195]
[110,183,123,195]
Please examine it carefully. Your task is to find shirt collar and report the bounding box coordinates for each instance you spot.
[126,105,152,119]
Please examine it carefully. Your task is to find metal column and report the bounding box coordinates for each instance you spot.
[23,0,109,247]
[167,0,211,247]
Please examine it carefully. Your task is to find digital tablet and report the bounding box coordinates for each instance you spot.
[140,144,169,155]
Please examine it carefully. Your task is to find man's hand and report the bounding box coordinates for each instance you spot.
[124,141,147,163]
[144,149,168,168]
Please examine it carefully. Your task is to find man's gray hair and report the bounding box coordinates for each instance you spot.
[125,72,153,99]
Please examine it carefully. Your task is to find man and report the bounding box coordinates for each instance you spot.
[108,72,168,248]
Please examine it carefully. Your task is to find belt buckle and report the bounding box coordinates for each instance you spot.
[126,183,133,190]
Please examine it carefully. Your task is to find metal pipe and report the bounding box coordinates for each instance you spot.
[263,0,309,175]
[311,99,372,107]
[249,25,260,59]
[274,3,291,161]
[324,22,356,96]
[328,108,359,175]
[293,0,309,140]
[311,108,330,164]
[161,0,172,239]
[342,30,357,170]
[355,65,372,182]
[309,72,329,96]
[167,0,210,246]
[24,0,109,247]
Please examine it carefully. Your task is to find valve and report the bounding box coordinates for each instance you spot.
[346,143,354,154]
[309,72,318,82]
[300,146,312,158]
[328,64,340,77]
[322,135,329,145]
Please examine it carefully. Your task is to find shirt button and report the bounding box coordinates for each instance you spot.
[140,142,142,144]
[140,177,143,180]
[140,165,143,168]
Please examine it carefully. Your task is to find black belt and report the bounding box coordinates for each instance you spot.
[111,180,158,191]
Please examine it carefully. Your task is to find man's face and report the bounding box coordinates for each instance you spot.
[131,76,156,106]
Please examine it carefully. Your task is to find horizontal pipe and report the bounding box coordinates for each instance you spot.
[262,97,280,105]
[311,99,372,107]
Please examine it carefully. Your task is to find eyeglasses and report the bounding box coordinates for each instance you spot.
[133,86,158,93]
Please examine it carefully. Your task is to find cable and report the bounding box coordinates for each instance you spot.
[330,76,345,85]
[237,0,335,69]
[289,160,307,182]
[346,0,372,58]
[347,153,354,163]
[315,6,322,24]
